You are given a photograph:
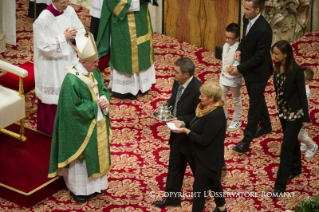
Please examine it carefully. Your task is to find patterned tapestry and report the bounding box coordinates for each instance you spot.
[0,1,318,211]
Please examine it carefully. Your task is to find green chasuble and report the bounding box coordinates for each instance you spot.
[48,68,111,178]
[97,0,158,74]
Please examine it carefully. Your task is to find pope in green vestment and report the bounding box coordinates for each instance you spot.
[48,66,111,179]
[48,34,112,200]
[97,0,158,74]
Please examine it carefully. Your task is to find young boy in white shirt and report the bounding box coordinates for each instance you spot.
[299,67,317,158]
[220,23,243,131]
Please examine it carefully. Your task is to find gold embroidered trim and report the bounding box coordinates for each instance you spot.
[128,6,153,73]
[127,12,139,73]
[57,119,97,168]
[113,0,128,17]
[137,33,152,45]
[146,7,154,65]
[79,33,99,62]
[0,177,61,196]
[89,116,111,178]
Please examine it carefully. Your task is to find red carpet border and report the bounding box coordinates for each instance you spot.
[0,0,319,211]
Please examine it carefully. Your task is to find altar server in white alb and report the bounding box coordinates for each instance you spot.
[220,23,243,132]
[33,0,85,136]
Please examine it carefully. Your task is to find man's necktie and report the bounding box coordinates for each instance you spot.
[246,21,252,36]
[172,84,183,117]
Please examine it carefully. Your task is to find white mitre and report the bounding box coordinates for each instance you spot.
[75,32,98,61]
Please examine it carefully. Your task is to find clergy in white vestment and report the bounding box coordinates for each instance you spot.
[33,0,85,136]
[48,33,111,204]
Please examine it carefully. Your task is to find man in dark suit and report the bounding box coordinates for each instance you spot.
[229,0,273,153]
[153,57,202,208]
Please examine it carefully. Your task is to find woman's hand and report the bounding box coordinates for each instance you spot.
[172,127,190,135]
[170,120,184,128]
[302,122,311,129]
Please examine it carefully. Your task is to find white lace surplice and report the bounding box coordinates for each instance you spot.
[108,64,156,95]
[33,6,85,104]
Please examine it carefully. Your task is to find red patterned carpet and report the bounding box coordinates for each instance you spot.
[0,1,319,211]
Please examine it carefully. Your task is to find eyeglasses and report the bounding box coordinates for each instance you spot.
[223,35,236,41]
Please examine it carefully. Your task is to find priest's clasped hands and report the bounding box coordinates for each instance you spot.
[64,27,78,40]
[97,98,108,110]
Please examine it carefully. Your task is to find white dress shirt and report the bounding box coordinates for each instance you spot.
[220,42,242,87]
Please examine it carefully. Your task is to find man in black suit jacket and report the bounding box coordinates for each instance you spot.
[229,0,273,153]
[153,57,202,208]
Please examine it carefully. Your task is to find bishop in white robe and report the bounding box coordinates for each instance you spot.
[33,0,85,136]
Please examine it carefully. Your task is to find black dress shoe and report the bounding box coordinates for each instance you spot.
[288,173,301,181]
[213,207,227,212]
[272,189,283,198]
[232,142,250,153]
[153,197,181,208]
[70,191,87,203]
[255,126,272,138]
[95,190,104,195]
[139,90,149,95]
[113,92,137,100]
[113,92,128,99]
[127,93,137,100]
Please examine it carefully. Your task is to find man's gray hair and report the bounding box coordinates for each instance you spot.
[174,57,195,76]
[54,0,69,2]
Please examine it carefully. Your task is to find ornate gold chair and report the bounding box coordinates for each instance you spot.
[0,60,28,142]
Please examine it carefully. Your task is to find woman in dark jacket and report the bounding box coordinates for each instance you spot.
[271,40,311,196]
[170,81,227,212]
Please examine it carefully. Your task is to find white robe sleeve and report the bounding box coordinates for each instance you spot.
[33,19,70,58]
[128,0,140,12]
[97,104,104,121]
[33,8,85,59]
[99,96,109,115]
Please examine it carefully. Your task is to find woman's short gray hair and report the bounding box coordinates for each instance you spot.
[200,81,222,102]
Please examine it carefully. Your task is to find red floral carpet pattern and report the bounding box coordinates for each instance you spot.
[0,1,318,211]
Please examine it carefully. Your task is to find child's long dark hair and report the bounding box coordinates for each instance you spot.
[271,40,295,76]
